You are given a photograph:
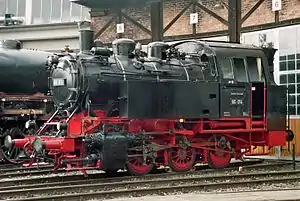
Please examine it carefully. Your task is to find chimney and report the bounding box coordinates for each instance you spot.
[77,21,94,54]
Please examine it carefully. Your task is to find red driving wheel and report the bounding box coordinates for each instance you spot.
[207,136,232,169]
[168,147,196,172]
[127,157,154,176]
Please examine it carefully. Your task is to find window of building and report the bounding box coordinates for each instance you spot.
[51,0,61,23]
[4,0,25,17]
[17,0,25,16]
[41,0,51,23]
[62,0,71,22]
[82,6,90,20]
[71,2,82,21]
[278,26,300,115]
[1,0,90,25]
[32,0,41,23]
[0,0,5,16]
[7,0,17,17]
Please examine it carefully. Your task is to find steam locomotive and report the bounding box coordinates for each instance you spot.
[0,40,53,163]
[4,29,293,175]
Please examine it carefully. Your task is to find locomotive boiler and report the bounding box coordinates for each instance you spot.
[5,28,293,176]
[0,40,53,163]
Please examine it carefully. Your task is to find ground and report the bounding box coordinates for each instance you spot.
[102,190,300,201]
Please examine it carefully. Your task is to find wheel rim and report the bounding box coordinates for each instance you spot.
[208,150,231,169]
[206,135,232,169]
[208,148,231,169]
[168,147,196,172]
[0,128,27,164]
[127,157,154,176]
[0,145,25,164]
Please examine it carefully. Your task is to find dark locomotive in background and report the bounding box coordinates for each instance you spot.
[1,28,294,176]
[0,40,53,163]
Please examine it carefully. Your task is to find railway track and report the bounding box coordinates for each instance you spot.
[2,169,300,201]
[0,165,53,174]
[0,158,287,181]
[0,160,293,187]
[0,159,260,180]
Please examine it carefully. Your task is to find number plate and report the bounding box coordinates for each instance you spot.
[52,78,65,86]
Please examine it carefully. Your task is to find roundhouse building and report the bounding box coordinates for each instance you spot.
[0,0,91,51]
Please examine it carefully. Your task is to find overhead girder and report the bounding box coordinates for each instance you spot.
[77,0,286,44]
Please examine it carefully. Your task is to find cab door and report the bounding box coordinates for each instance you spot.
[246,57,265,119]
[219,57,250,118]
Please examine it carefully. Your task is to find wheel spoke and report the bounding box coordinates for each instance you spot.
[127,157,154,176]
[168,147,196,172]
[207,136,232,169]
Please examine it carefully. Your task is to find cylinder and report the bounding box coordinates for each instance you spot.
[79,29,94,53]
[12,138,30,148]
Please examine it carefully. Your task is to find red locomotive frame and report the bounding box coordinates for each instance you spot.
[9,85,288,176]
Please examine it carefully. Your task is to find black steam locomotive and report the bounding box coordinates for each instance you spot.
[5,28,289,176]
[0,40,53,163]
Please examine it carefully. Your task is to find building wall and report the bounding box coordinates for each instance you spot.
[91,0,300,43]
[0,22,82,51]
[241,24,300,116]
[0,0,90,25]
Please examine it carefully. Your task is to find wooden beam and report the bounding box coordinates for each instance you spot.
[121,12,151,35]
[241,0,265,24]
[163,1,193,33]
[228,0,241,43]
[151,1,163,41]
[103,17,300,46]
[195,2,228,26]
[94,15,116,39]
[117,10,123,38]
[275,11,279,23]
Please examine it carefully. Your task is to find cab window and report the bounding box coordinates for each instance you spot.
[233,58,248,82]
[246,57,265,82]
[219,57,234,79]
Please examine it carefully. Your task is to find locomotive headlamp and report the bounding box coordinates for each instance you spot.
[4,135,12,148]
[32,137,43,153]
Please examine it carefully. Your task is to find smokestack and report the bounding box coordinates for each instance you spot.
[77,21,94,54]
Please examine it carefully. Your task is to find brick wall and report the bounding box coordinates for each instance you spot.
[91,0,300,43]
